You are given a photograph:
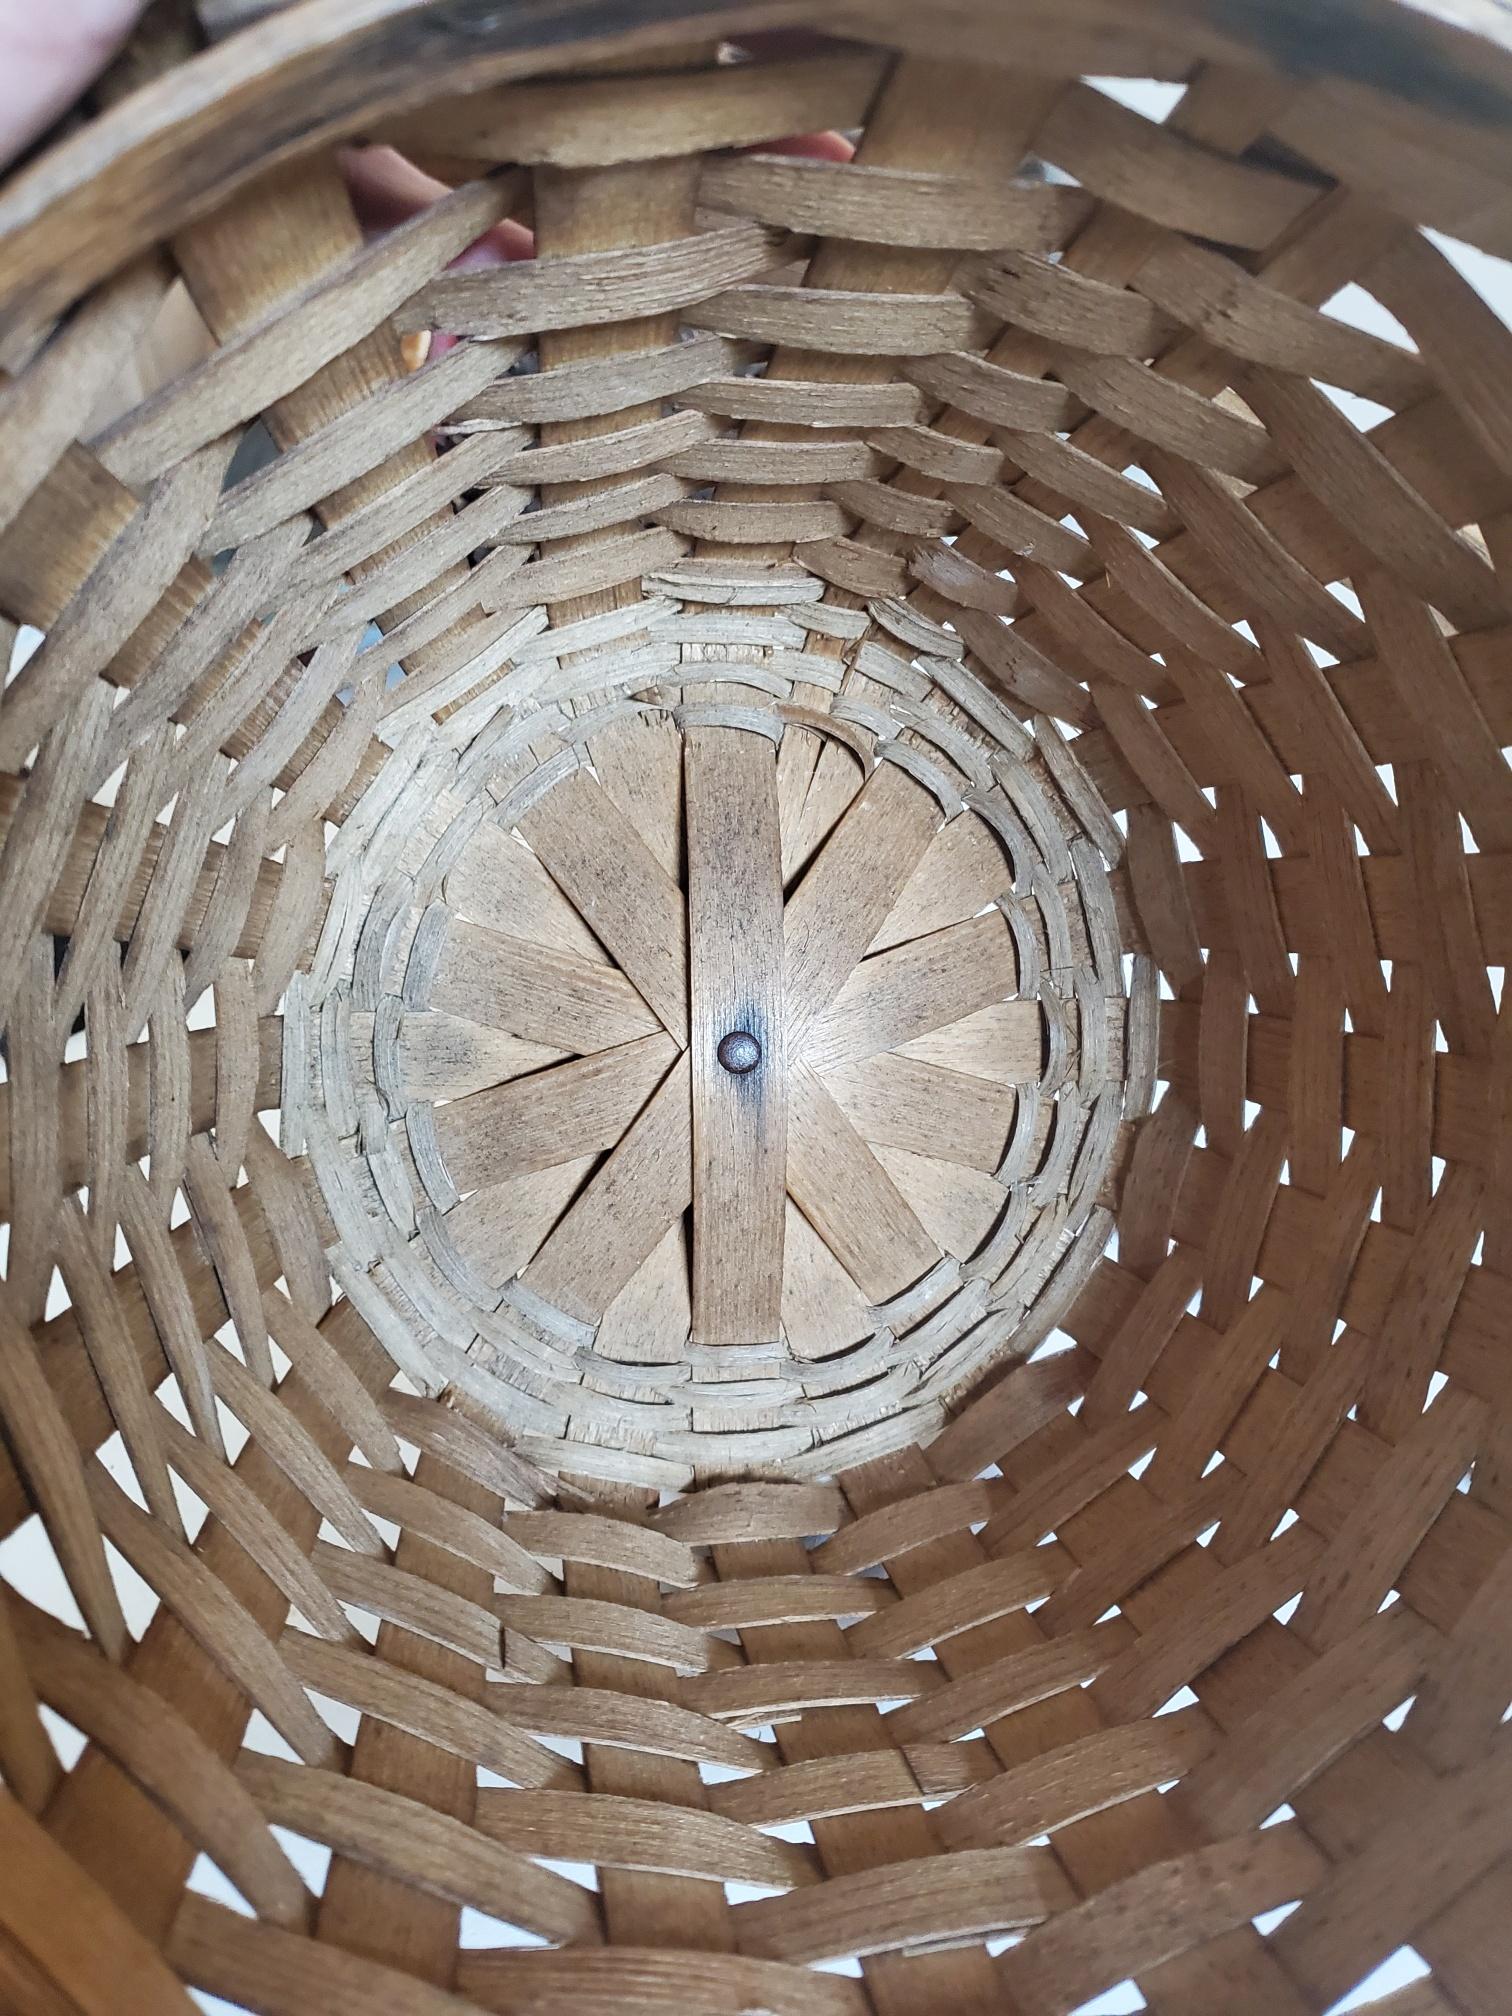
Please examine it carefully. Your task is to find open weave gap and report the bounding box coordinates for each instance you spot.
[0,3,1510,2012]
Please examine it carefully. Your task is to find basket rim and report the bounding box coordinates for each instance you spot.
[4,0,1512,364]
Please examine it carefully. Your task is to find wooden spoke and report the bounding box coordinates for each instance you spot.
[523,1053,693,1324]
[805,909,1018,1071]
[432,1031,679,1193]
[870,815,1014,953]
[518,766,689,1044]
[685,727,787,1346]
[783,763,941,1045]
[445,819,608,964]
[823,1052,1016,1172]
[388,1013,566,1104]
[785,1065,940,1304]
[430,915,660,1054]
[443,1158,597,1290]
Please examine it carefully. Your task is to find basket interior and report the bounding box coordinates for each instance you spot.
[2,4,1512,2012]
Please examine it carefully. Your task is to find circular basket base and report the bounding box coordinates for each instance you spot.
[297,576,1142,1479]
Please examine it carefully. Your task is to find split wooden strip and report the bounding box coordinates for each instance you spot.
[734,1845,1073,1965]
[706,1740,995,1829]
[432,1032,678,1194]
[486,1678,772,1775]
[677,374,924,429]
[1147,452,1369,658]
[517,767,689,1044]
[428,915,660,1054]
[785,1066,940,1305]
[684,726,786,1346]
[805,909,1017,1071]
[784,763,941,1045]
[998,1825,1328,2016]
[683,1657,940,1725]
[474,1786,817,1888]
[238,1754,600,1945]
[665,1574,893,1631]
[523,1055,693,1324]
[684,284,991,356]
[401,222,786,339]
[937,1709,1214,1851]
[494,1592,735,1676]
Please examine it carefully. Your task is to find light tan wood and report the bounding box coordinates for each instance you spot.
[6,9,1512,2010]
[805,907,1017,1070]
[785,1065,941,1302]
[824,1052,1015,1172]
[518,766,689,1044]
[432,1031,678,1192]
[429,914,660,1053]
[685,726,786,1345]
[783,763,942,1045]
[524,1055,693,1323]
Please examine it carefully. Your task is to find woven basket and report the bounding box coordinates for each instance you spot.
[2,2,1511,2010]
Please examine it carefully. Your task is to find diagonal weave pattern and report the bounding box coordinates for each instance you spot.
[1,2,1512,2012]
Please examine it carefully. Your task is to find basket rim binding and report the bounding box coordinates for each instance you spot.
[5,0,1512,361]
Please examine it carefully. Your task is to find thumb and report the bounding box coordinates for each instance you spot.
[0,0,146,169]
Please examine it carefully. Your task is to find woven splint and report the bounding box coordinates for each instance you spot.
[2,4,1511,2011]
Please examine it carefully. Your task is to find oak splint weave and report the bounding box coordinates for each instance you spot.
[2,3,1511,2012]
